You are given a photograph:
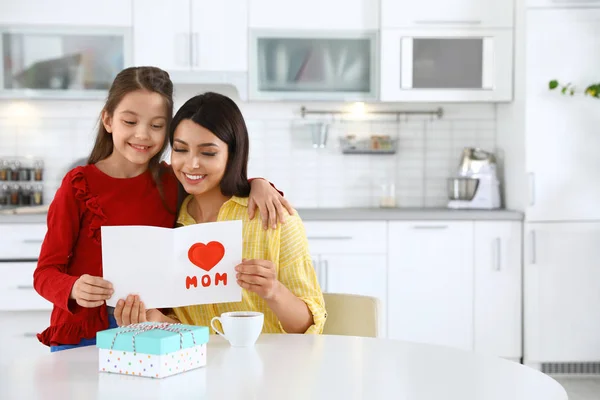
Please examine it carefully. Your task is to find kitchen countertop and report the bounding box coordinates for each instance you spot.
[0,208,523,224]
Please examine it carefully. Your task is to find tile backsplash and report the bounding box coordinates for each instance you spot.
[0,86,498,208]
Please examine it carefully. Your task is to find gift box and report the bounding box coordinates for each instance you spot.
[96,322,209,379]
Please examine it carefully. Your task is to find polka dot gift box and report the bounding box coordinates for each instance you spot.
[96,322,209,379]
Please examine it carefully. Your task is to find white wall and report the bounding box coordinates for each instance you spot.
[0,85,500,208]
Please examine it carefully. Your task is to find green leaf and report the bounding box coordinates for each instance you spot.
[549,80,559,90]
[561,87,567,94]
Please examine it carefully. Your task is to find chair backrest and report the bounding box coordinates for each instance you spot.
[322,293,381,338]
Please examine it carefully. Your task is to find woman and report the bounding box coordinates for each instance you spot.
[116,92,326,334]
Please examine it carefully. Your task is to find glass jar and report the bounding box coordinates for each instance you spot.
[21,184,33,205]
[0,184,8,206]
[9,184,20,205]
[19,166,31,181]
[32,184,43,206]
[0,160,8,181]
[10,161,20,181]
[379,182,397,208]
[33,160,44,181]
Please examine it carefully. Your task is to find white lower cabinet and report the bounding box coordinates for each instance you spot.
[474,221,522,361]
[387,220,522,359]
[524,222,600,364]
[0,311,50,366]
[387,221,475,351]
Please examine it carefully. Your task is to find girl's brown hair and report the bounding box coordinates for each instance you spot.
[88,66,174,199]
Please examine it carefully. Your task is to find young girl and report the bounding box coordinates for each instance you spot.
[34,67,291,352]
[115,92,326,334]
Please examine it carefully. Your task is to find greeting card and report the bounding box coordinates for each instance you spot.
[101,221,242,309]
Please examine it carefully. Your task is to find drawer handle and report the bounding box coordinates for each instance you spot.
[307,236,353,240]
[22,239,43,244]
[23,333,38,338]
[414,20,482,25]
[17,285,34,290]
[411,225,448,230]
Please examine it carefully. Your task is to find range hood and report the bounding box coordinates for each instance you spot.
[167,70,248,101]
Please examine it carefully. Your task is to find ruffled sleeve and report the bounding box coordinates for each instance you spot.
[71,169,107,244]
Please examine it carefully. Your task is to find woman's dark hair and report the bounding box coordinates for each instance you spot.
[88,66,174,202]
[169,92,250,208]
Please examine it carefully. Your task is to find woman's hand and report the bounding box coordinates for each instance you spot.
[235,259,281,300]
[248,179,294,230]
[69,274,114,308]
[114,295,147,326]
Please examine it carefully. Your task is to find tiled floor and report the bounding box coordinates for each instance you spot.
[552,377,600,400]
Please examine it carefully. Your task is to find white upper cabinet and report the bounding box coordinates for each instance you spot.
[191,0,248,72]
[133,0,191,72]
[381,0,514,29]
[528,0,600,7]
[133,0,248,72]
[380,29,513,102]
[0,0,132,27]
[525,9,600,221]
[249,0,379,30]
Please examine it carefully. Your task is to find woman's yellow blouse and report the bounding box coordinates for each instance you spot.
[172,195,327,334]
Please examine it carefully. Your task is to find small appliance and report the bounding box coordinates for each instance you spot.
[447,148,501,209]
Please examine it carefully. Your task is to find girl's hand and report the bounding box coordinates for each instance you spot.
[235,259,281,300]
[69,274,114,308]
[248,179,294,230]
[114,295,147,326]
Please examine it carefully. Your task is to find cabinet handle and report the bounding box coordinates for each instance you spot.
[530,230,536,265]
[529,173,535,206]
[17,285,34,290]
[307,236,353,241]
[493,238,502,271]
[22,239,42,244]
[414,20,482,25]
[322,259,329,292]
[191,33,199,67]
[411,225,448,230]
[23,333,37,338]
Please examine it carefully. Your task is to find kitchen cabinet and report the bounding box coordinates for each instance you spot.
[381,0,513,29]
[474,221,522,361]
[133,0,248,92]
[525,9,600,221]
[249,30,378,101]
[528,0,600,8]
[249,0,379,30]
[305,221,387,336]
[0,0,132,27]
[380,28,512,102]
[0,26,130,99]
[524,222,600,364]
[0,311,51,367]
[387,221,474,351]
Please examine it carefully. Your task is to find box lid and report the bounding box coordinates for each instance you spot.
[96,322,209,355]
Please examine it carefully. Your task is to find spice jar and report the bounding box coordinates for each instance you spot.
[0,184,8,206]
[9,184,20,205]
[21,184,33,205]
[19,165,31,181]
[33,160,44,181]
[10,161,20,181]
[32,184,43,206]
[0,160,8,181]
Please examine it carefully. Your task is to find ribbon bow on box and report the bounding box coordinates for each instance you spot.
[110,323,198,353]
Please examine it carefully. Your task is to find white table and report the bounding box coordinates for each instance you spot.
[0,334,567,400]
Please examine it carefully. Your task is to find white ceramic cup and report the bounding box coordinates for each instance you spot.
[210,311,264,347]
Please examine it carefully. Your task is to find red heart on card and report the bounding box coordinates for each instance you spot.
[187,242,225,272]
